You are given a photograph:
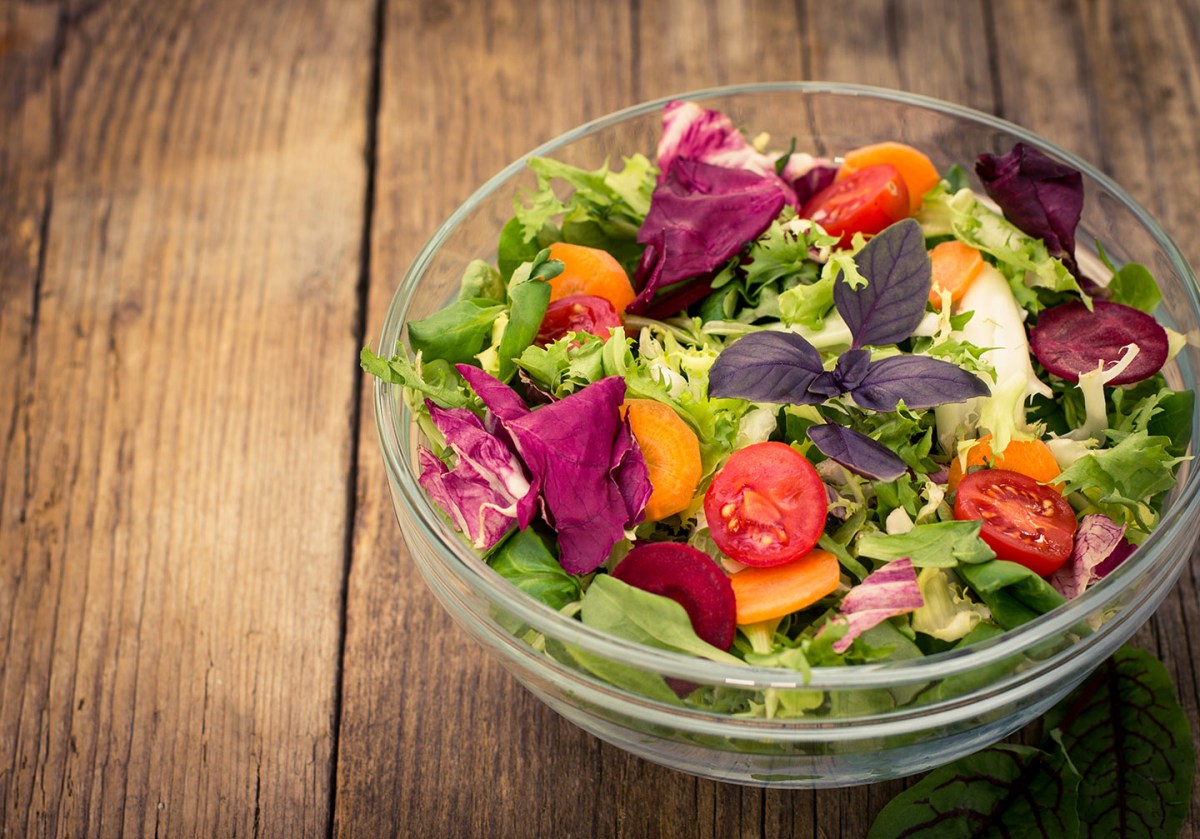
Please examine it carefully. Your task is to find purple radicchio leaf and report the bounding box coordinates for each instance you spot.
[807,423,908,482]
[457,365,651,575]
[707,331,826,404]
[830,557,923,653]
[835,219,932,349]
[1049,514,1136,599]
[416,402,537,551]
[504,376,651,574]
[976,142,1084,274]
[789,162,839,207]
[627,158,787,316]
[850,353,991,412]
[656,100,798,202]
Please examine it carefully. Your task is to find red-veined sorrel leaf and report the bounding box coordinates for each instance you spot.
[1044,647,1196,837]
[867,742,1081,838]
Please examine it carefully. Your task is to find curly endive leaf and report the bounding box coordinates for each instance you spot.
[1044,647,1196,837]
[867,743,1081,838]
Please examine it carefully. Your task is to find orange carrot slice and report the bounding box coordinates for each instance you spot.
[547,242,636,312]
[621,399,703,521]
[928,240,985,309]
[838,141,941,212]
[947,434,1063,493]
[729,548,841,625]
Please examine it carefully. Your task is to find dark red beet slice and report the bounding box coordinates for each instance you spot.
[1029,300,1168,385]
[612,542,737,651]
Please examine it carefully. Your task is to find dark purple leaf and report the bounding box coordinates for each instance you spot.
[455,366,651,574]
[707,331,826,404]
[834,219,931,349]
[850,354,990,411]
[1029,300,1169,385]
[627,158,787,315]
[976,142,1084,273]
[807,423,908,482]
[789,162,839,206]
[832,348,871,391]
[503,376,651,574]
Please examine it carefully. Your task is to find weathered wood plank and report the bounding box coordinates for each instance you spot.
[0,0,372,834]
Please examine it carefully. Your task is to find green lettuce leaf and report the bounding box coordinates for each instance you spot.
[1054,431,1186,534]
[406,298,506,365]
[857,521,995,568]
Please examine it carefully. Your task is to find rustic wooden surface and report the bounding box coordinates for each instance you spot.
[2,0,1198,835]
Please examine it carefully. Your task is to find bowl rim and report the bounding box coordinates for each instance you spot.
[373,81,1200,691]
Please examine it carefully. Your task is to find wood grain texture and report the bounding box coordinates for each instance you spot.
[3,0,1199,836]
[0,0,371,834]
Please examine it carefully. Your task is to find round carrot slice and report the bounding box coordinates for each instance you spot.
[546,242,636,312]
[947,434,1063,493]
[621,399,703,522]
[928,240,984,309]
[838,141,941,213]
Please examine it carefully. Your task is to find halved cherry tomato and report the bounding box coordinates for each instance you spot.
[954,469,1077,577]
[534,294,621,346]
[703,442,826,567]
[800,163,910,248]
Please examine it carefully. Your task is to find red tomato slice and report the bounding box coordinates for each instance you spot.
[703,442,827,567]
[535,294,621,347]
[800,163,910,248]
[954,468,1078,577]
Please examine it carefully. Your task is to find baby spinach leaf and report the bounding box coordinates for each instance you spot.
[1045,647,1196,837]
[1107,262,1162,313]
[407,298,506,365]
[488,528,580,610]
[857,521,995,568]
[957,559,1066,626]
[867,742,1081,838]
[457,259,507,303]
[580,575,742,665]
[835,218,931,349]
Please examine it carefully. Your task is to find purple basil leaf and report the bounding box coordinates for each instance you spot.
[628,158,787,315]
[832,348,871,392]
[807,423,908,482]
[1049,514,1134,599]
[976,142,1084,273]
[834,219,931,349]
[707,331,826,404]
[850,354,990,411]
[831,557,923,653]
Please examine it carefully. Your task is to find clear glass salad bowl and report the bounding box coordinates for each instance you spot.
[372,83,1200,787]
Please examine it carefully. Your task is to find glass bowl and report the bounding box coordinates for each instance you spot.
[372,83,1200,787]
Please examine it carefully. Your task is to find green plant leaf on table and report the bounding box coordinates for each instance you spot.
[1045,647,1196,837]
[870,646,1196,837]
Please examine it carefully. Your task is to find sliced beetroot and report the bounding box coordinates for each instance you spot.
[612,542,737,651]
[1029,300,1169,385]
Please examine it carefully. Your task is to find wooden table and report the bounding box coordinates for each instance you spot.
[3,0,1198,835]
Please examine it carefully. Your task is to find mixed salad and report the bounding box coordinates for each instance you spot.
[363,101,1193,712]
